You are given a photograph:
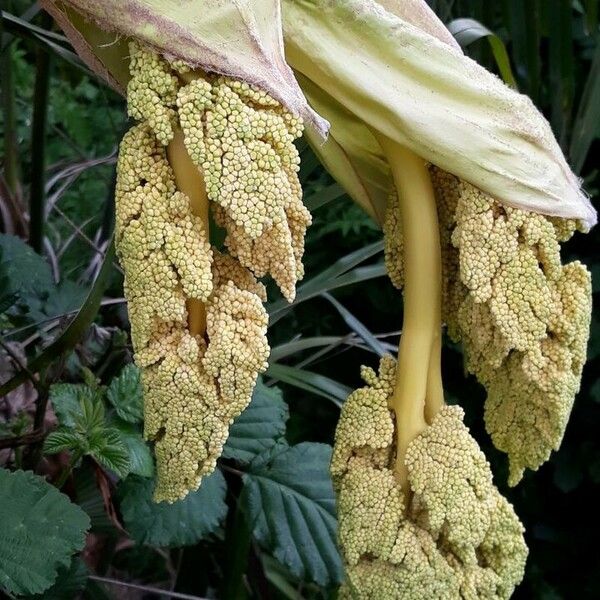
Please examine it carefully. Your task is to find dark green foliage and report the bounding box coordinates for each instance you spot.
[106,363,143,423]
[222,378,289,463]
[118,471,228,546]
[30,558,89,600]
[0,469,90,596]
[242,442,343,587]
[0,1,598,598]
[46,381,131,478]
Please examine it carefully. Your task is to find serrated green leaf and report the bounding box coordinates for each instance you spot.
[0,233,53,300]
[49,383,97,427]
[88,428,130,478]
[242,442,343,586]
[74,462,116,534]
[106,363,143,423]
[44,429,82,455]
[0,469,90,597]
[118,471,228,546]
[77,395,106,431]
[223,379,289,464]
[112,418,154,478]
[30,557,89,600]
[42,280,89,321]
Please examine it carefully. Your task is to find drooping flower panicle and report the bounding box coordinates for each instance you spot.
[430,168,592,485]
[116,42,306,501]
[332,356,528,600]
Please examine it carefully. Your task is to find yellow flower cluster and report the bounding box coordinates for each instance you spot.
[331,356,527,600]
[430,169,592,485]
[383,192,404,290]
[177,72,310,301]
[384,167,592,486]
[115,42,305,501]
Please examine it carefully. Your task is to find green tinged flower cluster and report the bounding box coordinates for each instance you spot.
[331,356,527,600]
[115,42,306,501]
[384,167,592,485]
[431,168,592,485]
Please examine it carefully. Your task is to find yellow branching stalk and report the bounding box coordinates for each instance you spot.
[375,139,443,488]
[115,42,306,502]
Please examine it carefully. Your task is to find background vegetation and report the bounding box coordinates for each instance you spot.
[0,0,598,598]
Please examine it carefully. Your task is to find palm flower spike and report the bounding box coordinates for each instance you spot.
[283,0,593,597]
[41,0,325,502]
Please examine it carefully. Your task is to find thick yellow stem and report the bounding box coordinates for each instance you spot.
[376,136,443,490]
[167,127,210,336]
[425,332,444,423]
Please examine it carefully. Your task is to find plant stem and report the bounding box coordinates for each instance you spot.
[1,42,21,197]
[29,13,52,253]
[55,449,83,489]
[376,137,443,490]
[167,127,210,336]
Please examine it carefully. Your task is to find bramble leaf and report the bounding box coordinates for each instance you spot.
[241,442,343,586]
[0,469,90,596]
[118,471,228,546]
[106,364,143,423]
[223,379,289,464]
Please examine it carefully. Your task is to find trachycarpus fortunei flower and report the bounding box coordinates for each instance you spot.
[42,0,318,502]
[44,0,594,596]
[283,0,593,596]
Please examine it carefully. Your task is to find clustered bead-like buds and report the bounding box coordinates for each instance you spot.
[331,356,528,600]
[382,166,592,487]
[115,42,306,502]
[430,168,592,485]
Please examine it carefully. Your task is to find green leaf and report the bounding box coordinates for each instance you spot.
[49,383,97,427]
[106,363,143,423]
[118,471,228,546]
[267,241,384,324]
[242,442,343,586]
[322,292,387,357]
[73,461,117,534]
[223,379,289,464]
[0,233,53,300]
[30,557,89,600]
[0,469,90,597]
[570,39,600,173]
[266,363,351,408]
[0,240,116,398]
[88,428,130,478]
[447,18,517,88]
[111,418,154,478]
[304,183,346,212]
[44,429,82,455]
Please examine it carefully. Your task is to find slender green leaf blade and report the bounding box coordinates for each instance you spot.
[570,39,600,173]
[266,363,350,407]
[322,292,387,356]
[304,183,346,212]
[447,18,517,88]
